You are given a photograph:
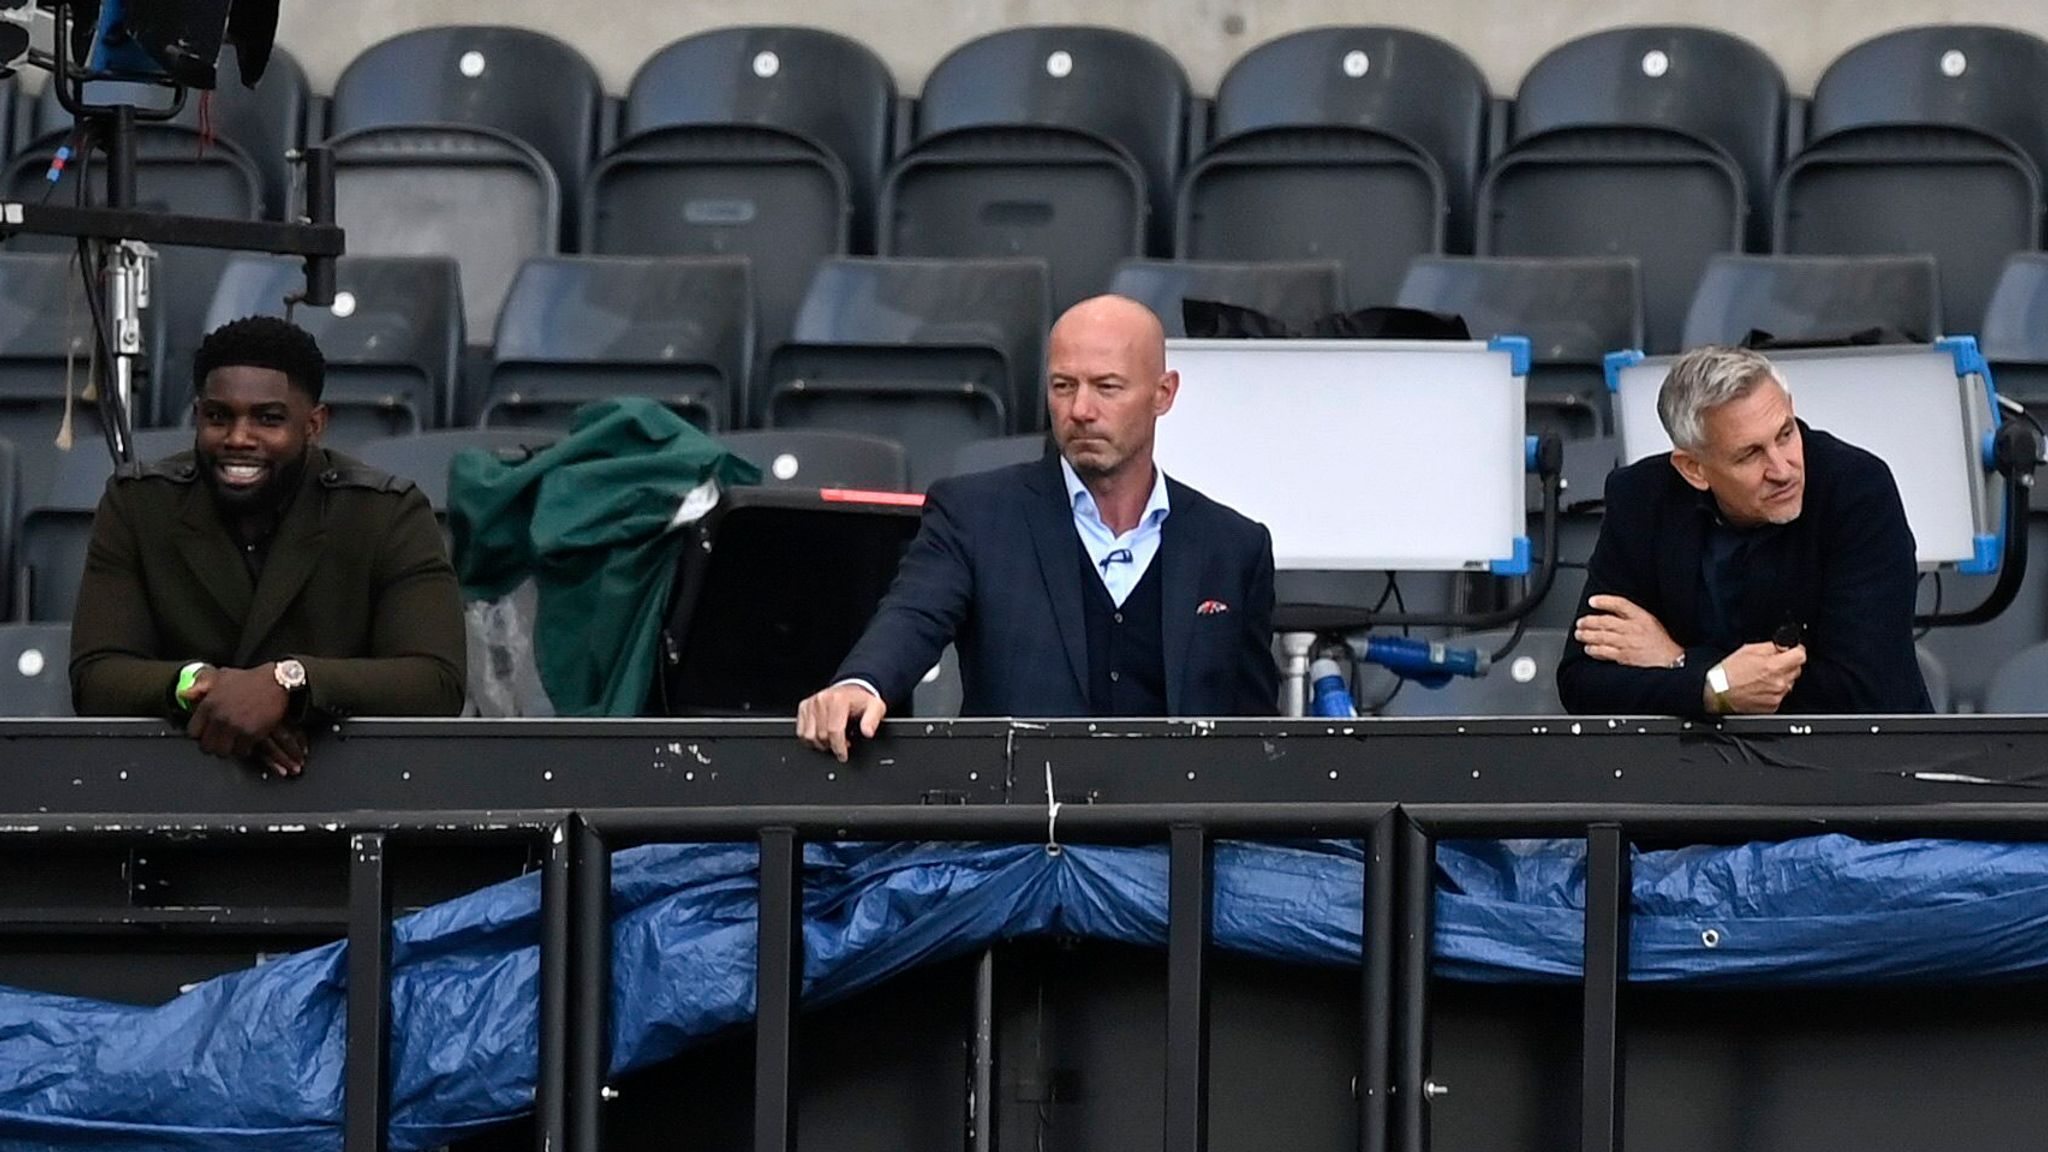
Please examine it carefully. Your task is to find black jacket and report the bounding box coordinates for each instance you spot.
[834,455,1278,716]
[1557,424,1931,717]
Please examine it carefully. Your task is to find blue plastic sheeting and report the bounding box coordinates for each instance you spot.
[7,834,2048,1149]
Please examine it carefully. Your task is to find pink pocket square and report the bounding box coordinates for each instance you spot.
[1195,599,1231,616]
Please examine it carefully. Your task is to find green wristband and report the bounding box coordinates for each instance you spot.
[174,662,206,711]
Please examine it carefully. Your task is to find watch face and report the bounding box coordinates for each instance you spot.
[275,659,307,691]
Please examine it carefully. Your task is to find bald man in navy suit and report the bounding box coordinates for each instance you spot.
[798,295,1279,759]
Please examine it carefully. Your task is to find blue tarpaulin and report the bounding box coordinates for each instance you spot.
[7,834,2048,1149]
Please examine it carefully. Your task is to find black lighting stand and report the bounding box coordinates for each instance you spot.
[0,0,341,466]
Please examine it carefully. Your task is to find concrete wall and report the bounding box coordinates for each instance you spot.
[274,0,2048,96]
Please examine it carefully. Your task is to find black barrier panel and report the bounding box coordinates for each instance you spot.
[11,722,2048,1149]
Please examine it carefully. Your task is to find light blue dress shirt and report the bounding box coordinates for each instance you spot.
[1061,457,1172,608]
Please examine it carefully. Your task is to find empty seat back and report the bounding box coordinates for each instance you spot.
[330,26,604,248]
[947,434,1052,478]
[353,429,558,511]
[485,256,752,432]
[764,258,1050,487]
[624,27,895,250]
[1397,256,1642,438]
[1108,259,1344,336]
[0,254,164,510]
[1513,26,1787,246]
[1210,27,1490,248]
[1681,254,1941,348]
[17,428,187,623]
[0,623,71,716]
[718,429,910,492]
[915,25,1189,251]
[1982,254,2048,404]
[328,125,558,339]
[1985,639,2048,713]
[204,255,465,444]
[1810,25,2048,183]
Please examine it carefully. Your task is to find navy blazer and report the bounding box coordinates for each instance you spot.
[836,456,1279,716]
[1557,424,1932,717]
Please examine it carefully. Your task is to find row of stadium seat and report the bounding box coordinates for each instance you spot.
[6,23,2048,379]
[12,246,2048,514]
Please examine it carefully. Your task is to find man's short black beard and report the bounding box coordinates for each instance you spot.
[201,445,310,517]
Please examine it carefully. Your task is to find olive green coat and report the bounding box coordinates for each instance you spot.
[70,446,467,720]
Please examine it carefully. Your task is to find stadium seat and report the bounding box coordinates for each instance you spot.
[1984,638,2048,713]
[1375,627,1568,716]
[16,428,186,623]
[762,258,1050,488]
[618,27,895,251]
[0,435,16,617]
[0,622,71,716]
[592,29,896,359]
[1107,259,1344,336]
[1780,26,2048,335]
[883,27,1187,310]
[1179,27,1488,303]
[0,253,166,512]
[481,256,752,432]
[0,74,15,162]
[326,125,558,341]
[1981,254,2048,406]
[1681,254,1941,348]
[718,429,909,492]
[1479,27,1782,353]
[329,26,605,250]
[203,255,465,445]
[1396,256,1642,438]
[947,434,1051,477]
[353,428,558,511]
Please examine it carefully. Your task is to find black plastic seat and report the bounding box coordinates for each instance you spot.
[1480,27,1783,352]
[762,258,1051,488]
[1985,639,2048,713]
[330,26,605,250]
[327,125,559,341]
[1681,254,1941,347]
[1107,259,1344,336]
[947,434,1052,478]
[202,255,465,446]
[352,429,558,511]
[618,27,895,252]
[883,27,1188,311]
[1512,27,1786,247]
[0,623,71,716]
[1982,254,2048,405]
[1178,28,1489,304]
[0,254,166,511]
[717,429,909,492]
[1778,27,2048,336]
[1396,256,1642,438]
[0,435,17,617]
[16,428,186,623]
[481,256,753,433]
[0,74,16,161]
[586,127,845,364]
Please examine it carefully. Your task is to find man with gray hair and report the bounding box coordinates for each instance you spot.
[1557,345,1930,717]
